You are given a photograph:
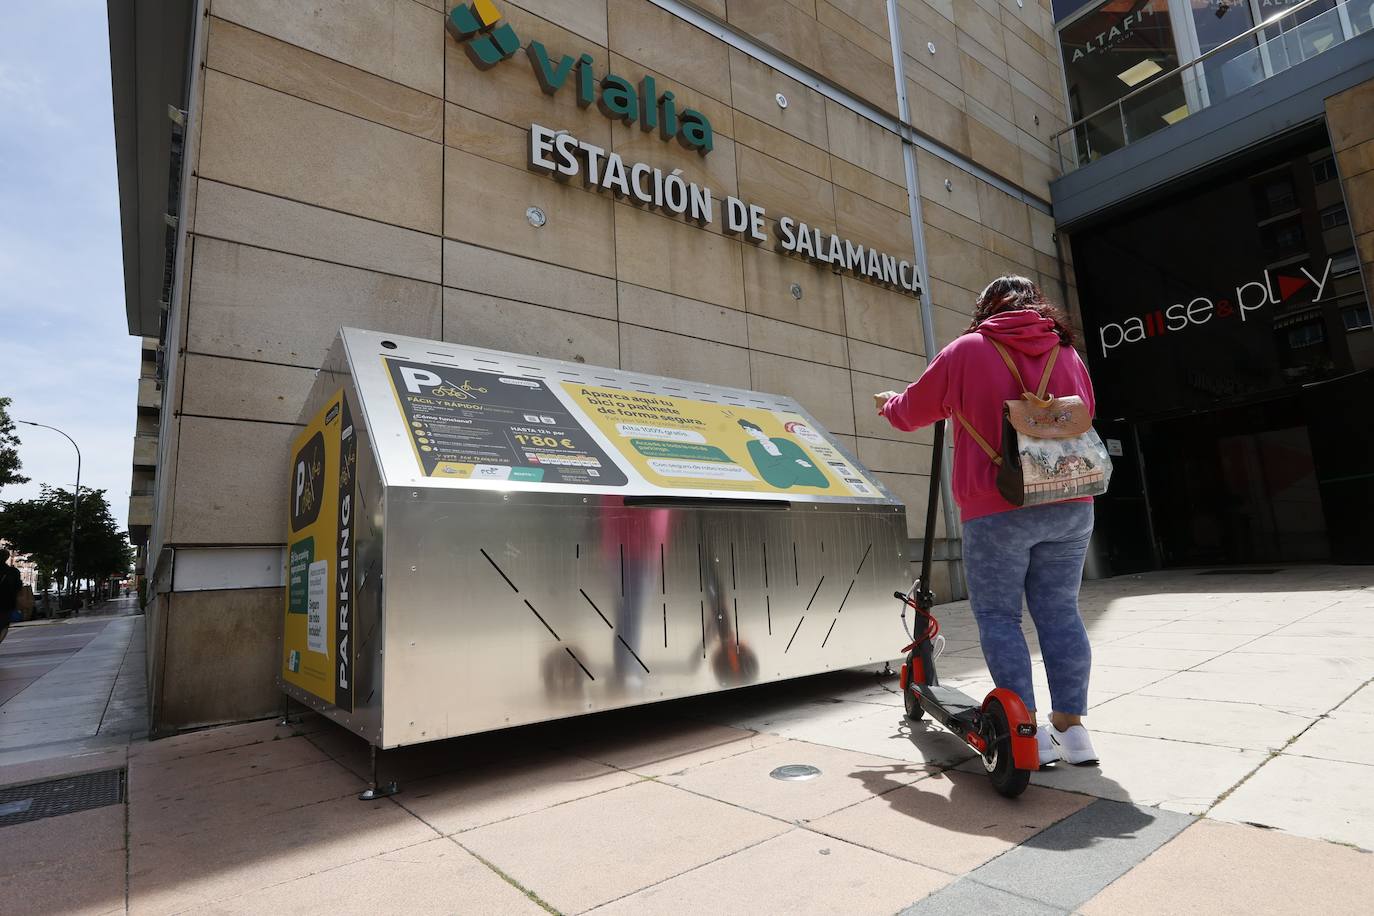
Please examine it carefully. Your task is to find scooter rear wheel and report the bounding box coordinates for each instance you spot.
[980,698,1031,798]
[903,648,925,721]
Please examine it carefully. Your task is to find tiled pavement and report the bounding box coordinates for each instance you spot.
[0,613,147,759]
[2,568,1374,914]
[0,609,147,758]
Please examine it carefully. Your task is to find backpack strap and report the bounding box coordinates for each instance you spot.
[987,340,1027,392]
[989,338,1060,398]
[1036,345,1060,399]
[954,412,1003,466]
[960,340,1062,469]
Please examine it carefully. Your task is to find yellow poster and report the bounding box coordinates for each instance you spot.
[562,383,884,498]
[282,389,356,710]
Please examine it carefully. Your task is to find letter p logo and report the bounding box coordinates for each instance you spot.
[448,1,521,68]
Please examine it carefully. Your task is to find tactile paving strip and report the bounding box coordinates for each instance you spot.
[0,768,125,827]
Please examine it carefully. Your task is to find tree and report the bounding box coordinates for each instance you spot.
[0,397,27,488]
[0,486,133,590]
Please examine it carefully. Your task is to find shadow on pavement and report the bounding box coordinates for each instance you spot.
[846,727,1153,851]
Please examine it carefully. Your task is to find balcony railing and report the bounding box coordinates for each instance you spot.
[1053,0,1370,173]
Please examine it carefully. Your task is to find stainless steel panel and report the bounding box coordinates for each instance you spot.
[283,329,913,749]
[378,489,908,748]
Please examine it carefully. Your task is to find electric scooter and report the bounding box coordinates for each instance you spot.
[896,419,1039,798]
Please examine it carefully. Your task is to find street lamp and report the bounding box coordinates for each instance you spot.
[17,421,81,605]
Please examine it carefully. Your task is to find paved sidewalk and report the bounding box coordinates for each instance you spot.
[1,568,1372,914]
[0,615,147,761]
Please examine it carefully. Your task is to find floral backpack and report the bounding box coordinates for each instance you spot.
[954,340,1112,507]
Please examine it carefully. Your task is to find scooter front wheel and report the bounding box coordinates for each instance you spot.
[980,698,1031,798]
[902,648,926,721]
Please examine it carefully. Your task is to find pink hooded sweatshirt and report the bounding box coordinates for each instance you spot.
[879,310,1096,522]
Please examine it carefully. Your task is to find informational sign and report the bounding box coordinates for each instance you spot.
[282,388,356,711]
[563,384,884,498]
[306,560,328,654]
[384,358,628,486]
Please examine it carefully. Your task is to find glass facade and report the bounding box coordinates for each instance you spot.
[1071,129,1374,566]
[1191,0,1263,102]
[1058,0,1373,164]
[1060,0,1187,162]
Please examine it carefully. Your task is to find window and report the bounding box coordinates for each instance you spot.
[1287,322,1326,348]
[1312,156,1338,183]
[1259,0,1344,68]
[1261,216,1306,260]
[1352,0,1374,35]
[1332,247,1360,276]
[1344,304,1374,332]
[1059,0,1185,163]
[1257,178,1297,216]
[1319,204,1349,230]
[1192,0,1261,104]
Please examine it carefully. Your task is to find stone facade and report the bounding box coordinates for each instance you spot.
[1328,80,1374,315]
[145,0,1078,730]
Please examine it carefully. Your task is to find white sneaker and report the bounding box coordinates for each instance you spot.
[1036,727,1058,768]
[1050,724,1099,766]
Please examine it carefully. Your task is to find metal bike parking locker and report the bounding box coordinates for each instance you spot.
[280,328,909,753]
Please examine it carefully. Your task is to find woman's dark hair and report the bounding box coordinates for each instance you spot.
[966,275,1076,345]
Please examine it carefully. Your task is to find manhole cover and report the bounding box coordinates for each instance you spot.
[0,769,125,827]
[770,764,822,781]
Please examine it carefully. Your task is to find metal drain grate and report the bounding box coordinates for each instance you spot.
[0,769,125,827]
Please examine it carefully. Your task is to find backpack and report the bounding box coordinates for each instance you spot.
[954,340,1112,507]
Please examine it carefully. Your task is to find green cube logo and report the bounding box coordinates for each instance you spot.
[448,1,521,68]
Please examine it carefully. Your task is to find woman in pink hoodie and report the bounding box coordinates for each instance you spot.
[875,276,1099,768]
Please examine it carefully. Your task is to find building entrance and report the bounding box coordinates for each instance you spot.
[1139,395,1328,567]
[1071,126,1373,570]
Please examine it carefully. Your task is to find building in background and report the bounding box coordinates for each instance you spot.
[128,335,159,593]
[1050,0,1374,572]
[107,0,1370,734]
[0,542,39,592]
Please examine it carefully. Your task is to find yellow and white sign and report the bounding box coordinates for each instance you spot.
[282,389,357,710]
[562,383,884,498]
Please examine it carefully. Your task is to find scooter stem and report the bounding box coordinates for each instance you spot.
[918,420,945,603]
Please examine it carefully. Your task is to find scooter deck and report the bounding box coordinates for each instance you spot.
[913,682,984,738]
[920,684,980,716]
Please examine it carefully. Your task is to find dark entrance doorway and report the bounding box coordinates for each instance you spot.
[1138,394,1329,566]
[1303,370,1374,564]
[1068,125,1374,569]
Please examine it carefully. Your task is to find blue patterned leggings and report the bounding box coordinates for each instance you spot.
[962,502,1094,716]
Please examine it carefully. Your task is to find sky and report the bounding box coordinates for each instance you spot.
[0,2,140,516]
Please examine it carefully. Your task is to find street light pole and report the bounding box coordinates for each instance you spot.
[18,421,81,604]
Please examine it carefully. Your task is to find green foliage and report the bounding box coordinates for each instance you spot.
[0,397,27,489]
[0,485,133,584]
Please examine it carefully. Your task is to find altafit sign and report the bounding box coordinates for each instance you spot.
[1097,259,1333,357]
[1066,4,1158,63]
